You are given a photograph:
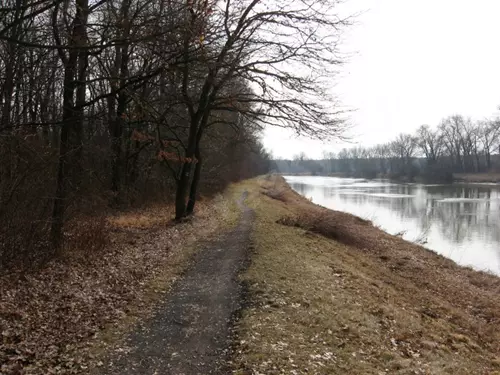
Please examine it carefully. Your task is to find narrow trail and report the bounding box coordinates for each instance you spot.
[100,191,254,375]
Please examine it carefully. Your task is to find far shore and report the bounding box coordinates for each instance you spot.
[453,172,500,183]
[277,172,500,184]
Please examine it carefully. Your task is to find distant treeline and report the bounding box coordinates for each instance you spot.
[274,115,500,182]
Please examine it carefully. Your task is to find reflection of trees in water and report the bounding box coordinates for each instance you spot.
[434,198,500,244]
[434,204,470,243]
[291,182,500,246]
[290,183,309,196]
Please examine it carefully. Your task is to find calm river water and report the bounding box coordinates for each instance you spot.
[285,175,500,275]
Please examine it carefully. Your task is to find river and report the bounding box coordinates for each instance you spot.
[285,175,500,275]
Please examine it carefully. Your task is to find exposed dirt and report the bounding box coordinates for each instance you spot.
[98,192,254,375]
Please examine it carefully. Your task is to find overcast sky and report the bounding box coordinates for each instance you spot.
[264,0,500,159]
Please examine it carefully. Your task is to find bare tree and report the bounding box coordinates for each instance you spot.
[169,0,349,218]
[0,0,275,263]
[479,119,500,170]
[416,124,443,165]
[50,0,91,248]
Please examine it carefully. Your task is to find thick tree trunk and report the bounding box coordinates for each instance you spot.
[110,74,128,196]
[50,0,88,250]
[110,117,124,194]
[50,119,70,249]
[175,116,201,219]
[74,42,88,166]
[176,109,210,219]
[1,0,21,132]
[186,146,202,215]
[175,161,193,220]
[51,52,78,249]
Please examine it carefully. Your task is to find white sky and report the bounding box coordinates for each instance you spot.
[264,0,500,159]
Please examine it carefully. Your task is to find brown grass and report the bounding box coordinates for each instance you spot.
[0,191,240,375]
[454,172,500,183]
[232,175,500,375]
[261,187,287,202]
[63,216,109,256]
[107,203,176,229]
[277,209,372,249]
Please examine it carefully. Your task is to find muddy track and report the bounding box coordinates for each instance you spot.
[99,191,254,375]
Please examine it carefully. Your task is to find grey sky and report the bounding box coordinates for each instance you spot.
[264,0,500,159]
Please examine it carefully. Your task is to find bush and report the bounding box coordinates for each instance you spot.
[277,207,372,249]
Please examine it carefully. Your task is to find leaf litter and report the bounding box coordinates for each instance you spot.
[0,194,237,374]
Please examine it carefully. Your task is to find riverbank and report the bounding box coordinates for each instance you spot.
[3,176,500,374]
[453,172,500,183]
[280,171,500,184]
[231,175,500,374]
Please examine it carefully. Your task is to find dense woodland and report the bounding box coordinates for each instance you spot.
[275,114,500,181]
[0,0,347,266]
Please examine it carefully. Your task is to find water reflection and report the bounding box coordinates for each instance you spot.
[286,176,500,275]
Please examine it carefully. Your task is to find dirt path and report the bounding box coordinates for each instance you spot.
[99,192,254,375]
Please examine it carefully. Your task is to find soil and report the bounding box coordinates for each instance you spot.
[98,192,254,375]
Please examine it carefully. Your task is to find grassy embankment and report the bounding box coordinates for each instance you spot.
[231,175,500,375]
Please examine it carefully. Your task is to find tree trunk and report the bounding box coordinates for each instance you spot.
[50,120,70,249]
[175,161,193,220]
[0,0,22,131]
[1,54,15,130]
[110,67,128,197]
[74,38,88,167]
[486,151,491,170]
[186,146,202,215]
[50,51,78,249]
[109,0,130,199]
[175,125,201,219]
[50,0,88,250]
[110,116,124,194]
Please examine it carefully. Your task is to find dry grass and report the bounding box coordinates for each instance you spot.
[277,209,371,249]
[64,216,109,256]
[454,172,500,183]
[232,175,500,375]
[0,191,241,375]
[107,201,178,229]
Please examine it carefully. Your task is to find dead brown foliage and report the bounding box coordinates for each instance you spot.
[278,209,371,249]
[233,175,500,374]
[0,197,232,374]
[266,176,500,349]
[64,216,109,256]
[453,172,500,183]
[261,188,287,202]
[264,174,373,249]
[260,177,288,202]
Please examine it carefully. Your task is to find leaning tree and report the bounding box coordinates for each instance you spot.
[170,0,350,219]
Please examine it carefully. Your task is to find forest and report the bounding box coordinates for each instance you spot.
[0,0,347,267]
[275,114,500,182]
